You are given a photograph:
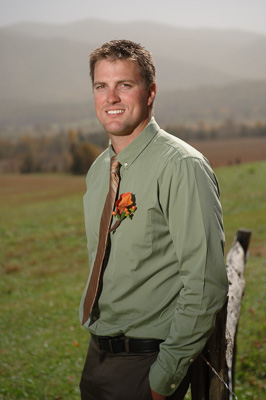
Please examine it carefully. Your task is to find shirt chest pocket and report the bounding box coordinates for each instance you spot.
[111,207,152,263]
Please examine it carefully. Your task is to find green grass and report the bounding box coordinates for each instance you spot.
[0,162,266,399]
[217,162,266,399]
[217,162,265,400]
[0,174,89,399]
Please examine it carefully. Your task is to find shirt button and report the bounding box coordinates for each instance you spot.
[170,384,176,389]
[124,162,128,168]
[189,358,194,363]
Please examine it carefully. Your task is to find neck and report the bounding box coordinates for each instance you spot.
[110,134,136,154]
[110,116,152,154]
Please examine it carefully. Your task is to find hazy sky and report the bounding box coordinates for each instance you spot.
[0,0,265,35]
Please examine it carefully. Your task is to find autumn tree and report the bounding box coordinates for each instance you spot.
[70,142,102,174]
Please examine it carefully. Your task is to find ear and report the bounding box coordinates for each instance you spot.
[147,83,157,107]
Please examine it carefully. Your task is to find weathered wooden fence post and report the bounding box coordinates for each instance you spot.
[190,228,251,400]
[225,229,251,399]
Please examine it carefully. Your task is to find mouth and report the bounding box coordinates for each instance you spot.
[106,109,125,115]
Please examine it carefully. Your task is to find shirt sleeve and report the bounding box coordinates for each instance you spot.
[149,156,228,396]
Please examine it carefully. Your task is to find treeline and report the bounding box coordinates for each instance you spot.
[164,119,266,142]
[0,129,104,174]
[0,120,265,174]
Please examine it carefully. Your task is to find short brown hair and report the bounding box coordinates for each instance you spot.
[89,39,156,88]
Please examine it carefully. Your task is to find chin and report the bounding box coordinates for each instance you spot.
[104,123,128,136]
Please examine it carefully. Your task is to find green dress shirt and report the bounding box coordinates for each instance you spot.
[80,117,228,396]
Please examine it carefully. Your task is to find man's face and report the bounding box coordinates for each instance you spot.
[93,59,156,139]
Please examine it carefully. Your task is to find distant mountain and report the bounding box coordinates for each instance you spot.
[156,81,266,125]
[3,19,266,80]
[0,31,93,103]
[1,81,266,128]
[1,19,266,127]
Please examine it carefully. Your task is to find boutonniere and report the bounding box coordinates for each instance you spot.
[110,192,136,232]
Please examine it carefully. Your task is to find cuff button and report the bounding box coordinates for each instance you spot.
[170,384,176,389]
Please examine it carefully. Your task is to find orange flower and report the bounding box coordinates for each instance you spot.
[115,192,133,215]
[110,193,136,232]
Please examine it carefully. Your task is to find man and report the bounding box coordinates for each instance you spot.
[79,39,228,400]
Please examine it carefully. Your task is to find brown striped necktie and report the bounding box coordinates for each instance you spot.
[82,156,120,325]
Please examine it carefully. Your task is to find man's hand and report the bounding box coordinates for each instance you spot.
[150,388,166,400]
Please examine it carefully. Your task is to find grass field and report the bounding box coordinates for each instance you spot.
[0,161,265,400]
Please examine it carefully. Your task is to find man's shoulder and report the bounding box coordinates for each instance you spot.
[154,128,206,165]
[90,147,110,170]
[85,148,110,183]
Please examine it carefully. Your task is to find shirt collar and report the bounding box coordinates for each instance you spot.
[109,117,160,169]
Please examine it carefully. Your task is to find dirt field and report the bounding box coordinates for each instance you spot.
[189,136,266,167]
[0,174,86,206]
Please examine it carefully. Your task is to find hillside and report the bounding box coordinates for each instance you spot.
[156,81,266,125]
[1,80,266,128]
[1,19,266,127]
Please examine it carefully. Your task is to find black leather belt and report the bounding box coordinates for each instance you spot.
[91,334,163,354]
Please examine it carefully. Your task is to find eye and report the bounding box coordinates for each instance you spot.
[120,83,132,89]
[94,84,105,90]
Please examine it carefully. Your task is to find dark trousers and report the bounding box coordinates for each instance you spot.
[80,338,190,400]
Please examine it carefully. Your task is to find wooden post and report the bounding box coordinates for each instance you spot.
[190,229,251,400]
[225,229,251,399]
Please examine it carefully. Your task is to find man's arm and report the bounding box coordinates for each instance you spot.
[149,156,228,396]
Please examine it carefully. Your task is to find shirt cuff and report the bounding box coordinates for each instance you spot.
[149,358,191,397]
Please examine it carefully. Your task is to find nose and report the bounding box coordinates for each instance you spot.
[107,88,120,104]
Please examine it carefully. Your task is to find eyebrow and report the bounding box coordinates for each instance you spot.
[93,81,104,88]
[93,79,136,87]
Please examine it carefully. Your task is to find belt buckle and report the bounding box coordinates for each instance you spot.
[96,336,108,352]
[108,338,115,353]
[109,336,126,353]
[108,337,120,353]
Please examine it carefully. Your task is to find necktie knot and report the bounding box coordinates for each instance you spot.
[111,156,120,179]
